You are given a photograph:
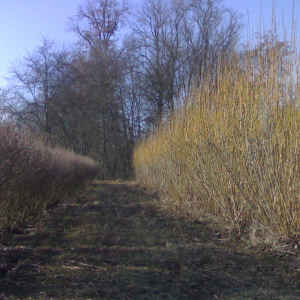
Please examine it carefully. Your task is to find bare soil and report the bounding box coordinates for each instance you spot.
[1,180,300,299]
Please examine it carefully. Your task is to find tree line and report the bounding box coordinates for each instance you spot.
[0,0,242,178]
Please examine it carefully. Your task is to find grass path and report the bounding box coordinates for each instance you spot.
[1,180,300,299]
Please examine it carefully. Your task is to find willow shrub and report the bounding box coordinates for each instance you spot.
[0,124,99,230]
[133,39,300,242]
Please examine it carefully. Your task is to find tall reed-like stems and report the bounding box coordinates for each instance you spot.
[133,32,300,242]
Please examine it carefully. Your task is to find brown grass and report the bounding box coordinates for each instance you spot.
[0,123,99,230]
[2,181,300,299]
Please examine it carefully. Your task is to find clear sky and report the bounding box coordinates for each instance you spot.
[0,0,86,87]
[0,0,298,88]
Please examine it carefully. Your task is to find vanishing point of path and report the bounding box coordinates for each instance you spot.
[1,181,300,299]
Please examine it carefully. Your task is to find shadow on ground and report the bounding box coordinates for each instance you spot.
[1,181,300,299]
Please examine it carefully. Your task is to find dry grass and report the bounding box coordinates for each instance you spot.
[2,181,300,299]
[133,30,300,243]
[0,123,99,230]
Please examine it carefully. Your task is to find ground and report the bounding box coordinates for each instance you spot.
[1,180,300,299]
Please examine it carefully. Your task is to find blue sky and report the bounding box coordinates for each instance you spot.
[0,0,298,87]
[0,0,85,87]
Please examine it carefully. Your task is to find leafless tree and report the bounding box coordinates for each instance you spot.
[68,0,129,51]
[7,37,73,143]
[130,0,242,124]
[68,0,131,178]
[3,0,243,178]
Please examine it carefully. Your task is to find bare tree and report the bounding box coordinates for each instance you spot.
[7,37,73,143]
[68,0,131,178]
[68,0,129,51]
[3,0,243,179]
[130,0,242,124]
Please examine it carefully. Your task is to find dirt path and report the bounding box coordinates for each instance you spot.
[1,181,300,299]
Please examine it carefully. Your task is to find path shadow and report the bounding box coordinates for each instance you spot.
[1,181,300,299]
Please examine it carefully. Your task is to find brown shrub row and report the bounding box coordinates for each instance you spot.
[0,123,99,230]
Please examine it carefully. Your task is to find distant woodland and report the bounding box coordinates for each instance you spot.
[0,0,243,178]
